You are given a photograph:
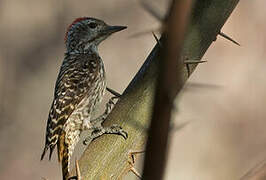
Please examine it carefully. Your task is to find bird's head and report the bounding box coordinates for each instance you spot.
[65,17,127,53]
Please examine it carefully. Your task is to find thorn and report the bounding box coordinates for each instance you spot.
[219,31,240,46]
[152,32,161,47]
[184,60,207,64]
[185,63,190,77]
[127,150,145,179]
[184,59,207,77]
[170,121,190,133]
[129,150,146,164]
[106,87,121,98]
[130,166,142,179]
[186,82,222,89]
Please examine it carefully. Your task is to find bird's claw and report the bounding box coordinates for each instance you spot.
[83,124,128,145]
[109,124,128,140]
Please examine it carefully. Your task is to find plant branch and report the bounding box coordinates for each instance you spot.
[72,0,240,179]
[141,0,193,179]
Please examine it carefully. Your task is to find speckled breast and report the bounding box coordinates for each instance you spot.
[63,57,106,157]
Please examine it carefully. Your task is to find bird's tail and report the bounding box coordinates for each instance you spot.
[57,132,70,180]
[62,148,70,180]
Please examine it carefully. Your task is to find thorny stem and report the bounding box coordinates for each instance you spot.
[141,0,193,179]
[73,0,240,179]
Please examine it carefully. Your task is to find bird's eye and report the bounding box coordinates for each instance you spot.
[88,22,97,29]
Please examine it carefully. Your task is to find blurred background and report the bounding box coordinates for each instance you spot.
[0,0,265,179]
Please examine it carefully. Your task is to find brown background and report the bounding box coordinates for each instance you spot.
[0,0,265,179]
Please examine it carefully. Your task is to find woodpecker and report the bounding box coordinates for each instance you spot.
[41,17,127,180]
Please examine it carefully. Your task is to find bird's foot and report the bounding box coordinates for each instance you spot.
[90,96,117,126]
[83,125,128,145]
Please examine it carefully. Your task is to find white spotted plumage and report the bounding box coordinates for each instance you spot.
[41,17,126,180]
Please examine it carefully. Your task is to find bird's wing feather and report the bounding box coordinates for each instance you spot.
[41,53,101,160]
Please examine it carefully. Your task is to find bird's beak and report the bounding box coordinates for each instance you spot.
[102,25,127,35]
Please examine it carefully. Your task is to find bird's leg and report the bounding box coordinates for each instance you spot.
[82,87,121,131]
[83,96,127,145]
[82,96,116,130]
[90,96,117,125]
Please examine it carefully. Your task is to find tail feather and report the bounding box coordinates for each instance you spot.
[49,144,56,160]
[62,149,70,180]
[41,130,58,161]
[57,132,70,180]
[40,145,49,161]
[41,142,57,161]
